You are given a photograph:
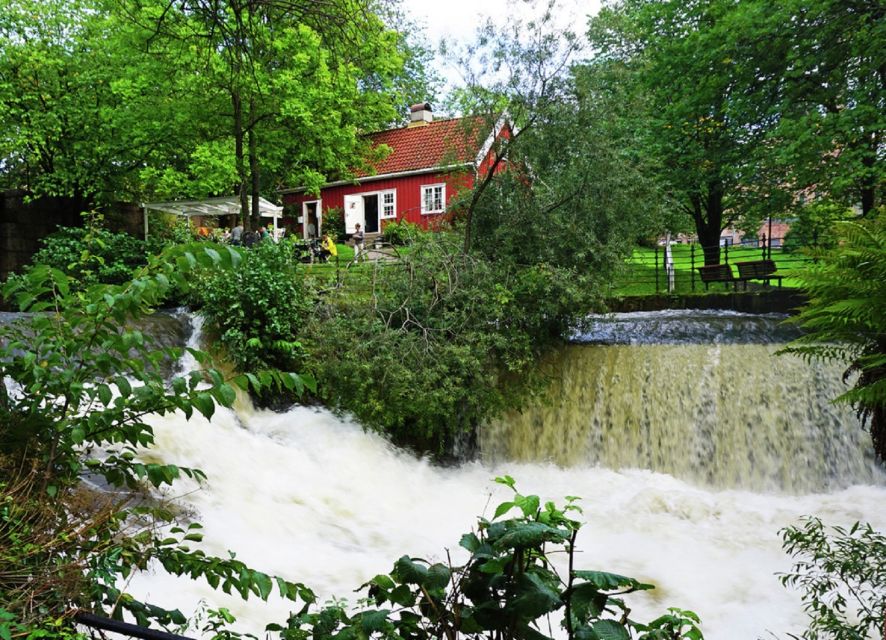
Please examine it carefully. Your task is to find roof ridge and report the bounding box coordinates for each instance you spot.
[362,114,484,138]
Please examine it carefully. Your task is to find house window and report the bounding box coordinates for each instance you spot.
[421,184,445,214]
[381,190,396,218]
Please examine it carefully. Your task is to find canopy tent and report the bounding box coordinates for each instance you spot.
[141,196,283,240]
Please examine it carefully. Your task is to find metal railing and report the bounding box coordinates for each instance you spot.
[614,237,812,295]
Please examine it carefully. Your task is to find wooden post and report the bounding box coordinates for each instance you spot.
[655,244,660,294]
[690,243,696,291]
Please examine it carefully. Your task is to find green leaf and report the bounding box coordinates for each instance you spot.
[192,392,215,419]
[253,571,273,600]
[591,620,629,640]
[97,384,113,406]
[204,247,222,265]
[573,571,653,592]
[116,376,132,398]
[460,532,481,552]
[494,501,516,519]
[214,383,237,407]
[360,609,390,633]
[494,522,568,550]
[393,556,429,585]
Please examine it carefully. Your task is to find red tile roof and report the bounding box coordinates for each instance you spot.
[356,116,490,178]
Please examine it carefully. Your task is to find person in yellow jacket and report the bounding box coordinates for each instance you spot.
[321,233,337,260]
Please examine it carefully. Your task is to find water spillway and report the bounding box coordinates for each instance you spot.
[114,311,884,639]
[482,311,882,493]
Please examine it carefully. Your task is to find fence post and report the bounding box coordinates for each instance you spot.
[690,243,695,291]
[724,241,729,265]
[655,244,659,294]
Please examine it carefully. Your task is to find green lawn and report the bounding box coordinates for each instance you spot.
[294,242,408,296]
[292,240,811,300]
[608,244,812,297]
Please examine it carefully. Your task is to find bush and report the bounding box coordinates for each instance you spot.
[25,225,149,287]
[0,243,315,632]
[380,219,421,245]
[195,239,315,375]
[304,233,599,453]
[275,477,704,640]
[783,200,855,252]
[322,206,346,242]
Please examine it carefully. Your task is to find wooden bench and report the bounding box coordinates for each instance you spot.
[735,259,783,288]
[697,263,737,290]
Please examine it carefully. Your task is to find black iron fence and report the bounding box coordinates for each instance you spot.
[613,237,812,296]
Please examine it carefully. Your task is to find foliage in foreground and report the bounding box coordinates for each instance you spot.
[269,476,703,640]
[780,517,886,640]
[0,242,316,633]
[781,215,886,461]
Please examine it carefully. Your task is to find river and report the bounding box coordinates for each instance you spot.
[127,310,885,639]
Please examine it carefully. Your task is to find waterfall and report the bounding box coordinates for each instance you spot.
[481,342,880,492]
[109,312,886,639]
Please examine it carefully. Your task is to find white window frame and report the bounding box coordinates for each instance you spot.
[380,189,397,218]
[421,183,446,214]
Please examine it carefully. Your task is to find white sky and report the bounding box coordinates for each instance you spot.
[399,0,602,96]
[401,0,600,45]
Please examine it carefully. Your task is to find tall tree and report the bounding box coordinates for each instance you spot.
[0,0,192,206]
[758,0,885,217]
[587,0,774,264]
[126,0,427,228]
[444,2,582,253]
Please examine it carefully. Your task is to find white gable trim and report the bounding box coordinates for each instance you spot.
[474,114,510,168]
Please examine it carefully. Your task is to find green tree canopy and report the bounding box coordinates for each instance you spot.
[0,0,434,220]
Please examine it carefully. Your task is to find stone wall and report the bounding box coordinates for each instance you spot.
[0,190,84,282]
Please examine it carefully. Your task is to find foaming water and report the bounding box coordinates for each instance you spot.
[121,311,886,639]
[131,402,886,640]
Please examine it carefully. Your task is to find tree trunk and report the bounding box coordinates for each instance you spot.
[249,97,261,232]
[233,90,249,230]
[689,179,725,265]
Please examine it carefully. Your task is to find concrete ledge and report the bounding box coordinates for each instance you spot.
[608,290,808,315]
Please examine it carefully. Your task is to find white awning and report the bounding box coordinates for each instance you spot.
[141,196,283,240]
[142,195,282,218]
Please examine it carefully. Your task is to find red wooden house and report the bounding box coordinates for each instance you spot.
[280,104,506,239]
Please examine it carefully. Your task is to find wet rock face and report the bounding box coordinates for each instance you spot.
[1,309,191,377]
[133,310,191,351]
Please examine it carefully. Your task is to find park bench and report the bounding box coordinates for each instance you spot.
[735,259,783,288]
[697,263,737,290]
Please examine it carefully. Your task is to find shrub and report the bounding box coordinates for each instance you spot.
[321,206,346,242]
[0,243,315,632]
[25,224,149,287]
[380,219,421,245]
[195,239,315,375]
[304,233,599,453]
[783,200,855,253]
[275,477,704,640]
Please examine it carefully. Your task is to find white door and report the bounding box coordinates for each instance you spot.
[344,195,364,233]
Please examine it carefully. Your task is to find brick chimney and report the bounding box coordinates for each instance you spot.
[408,102,433,127]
